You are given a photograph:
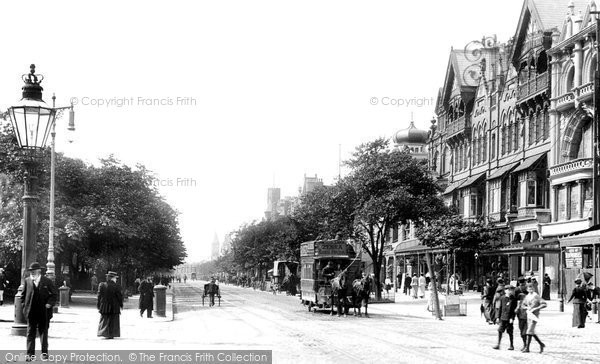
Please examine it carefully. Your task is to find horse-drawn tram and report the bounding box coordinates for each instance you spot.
[300,239,360,312]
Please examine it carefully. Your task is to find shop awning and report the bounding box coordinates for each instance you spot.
[512,153,547,173]
[559,230,600,247]
[481,238,560,256]
[394,244,447,254]
[461,172,486,188]
[487,162,520,181]
[443,179,466,195]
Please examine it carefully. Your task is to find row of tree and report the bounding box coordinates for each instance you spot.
[0,124,186,290]
[213,138,504,308]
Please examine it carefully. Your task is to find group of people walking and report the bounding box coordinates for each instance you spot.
[483,277,547,353]
[401,273,428,299]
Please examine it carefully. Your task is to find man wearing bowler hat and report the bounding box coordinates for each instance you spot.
[97,271,123,339]
[22,262,57,360]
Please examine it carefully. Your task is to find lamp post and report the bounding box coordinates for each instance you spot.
[5,64,72,335]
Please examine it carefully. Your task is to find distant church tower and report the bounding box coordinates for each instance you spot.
[211,233,220,260]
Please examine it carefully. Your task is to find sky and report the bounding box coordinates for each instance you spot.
[0,0,526,262]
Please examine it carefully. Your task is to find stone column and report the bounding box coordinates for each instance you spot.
[552,185,559,222]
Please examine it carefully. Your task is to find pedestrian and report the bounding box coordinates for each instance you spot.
[91,274,98,293]
[567,277,589,328]
[514,277,528,349]
[206,277,220,307]
[587,281,600,323]
[418,273,426,298]
[542,273,551,300]
[531,277,539,294]
[97,271,123,339]
[138,276,154,318]
[521,283,547,353]
[492,285,504,324]
[404,274,412,296]
[183,274,187,283]
[22,262,57,360]
[0,268,8,306]
[493,285,517,350]
[481,278,494,324]
[410,274,418,299]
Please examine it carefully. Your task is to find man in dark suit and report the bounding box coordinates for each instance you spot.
[138,276,154,318]
[97,271,123,339]
[22,262,57,360]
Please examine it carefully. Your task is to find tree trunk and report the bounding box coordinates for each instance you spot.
[425,252,443,320]
[373,260,382,300]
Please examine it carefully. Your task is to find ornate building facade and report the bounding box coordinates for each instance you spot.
[387,0,600,297]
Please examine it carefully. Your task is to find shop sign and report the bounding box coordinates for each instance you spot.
[565,247,583,268]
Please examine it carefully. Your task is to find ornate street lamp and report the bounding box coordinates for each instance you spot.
[5,64,72,335]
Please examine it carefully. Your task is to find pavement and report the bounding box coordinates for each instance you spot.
[0,289,174,351]
[1,283,599,363]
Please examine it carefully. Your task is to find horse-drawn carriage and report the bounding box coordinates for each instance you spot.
[269,260,299,295]
[300,239,369,315]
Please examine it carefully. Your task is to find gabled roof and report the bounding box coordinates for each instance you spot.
[511,0,590,67]
[440,49,479,107]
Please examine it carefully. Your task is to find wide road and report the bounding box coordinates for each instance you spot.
[168,281,594,364]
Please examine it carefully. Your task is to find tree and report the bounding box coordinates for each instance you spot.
[346,138,445,300]
[292,182,356,242]
[415,212,504,319]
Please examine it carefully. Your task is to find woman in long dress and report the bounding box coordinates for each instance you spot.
[410,274,418,299]
[521,283,547,353]
[418,274,426,298]
[541,274,551,300]
[97,271,123,339]
[567,278,588,328]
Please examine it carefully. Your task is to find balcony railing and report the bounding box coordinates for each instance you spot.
[518,72,548,100]
[576,82,593,100]
[555,92,575,110]
[446,115,471,139]
[549,158,593,177]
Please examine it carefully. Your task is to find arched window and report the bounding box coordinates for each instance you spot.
[543,107,549,140]
[483,124,488,162]
[491,132,496,160]
[566,67,575,93]
[528,111,535,145]
[576,119,593,159]
[513,113,519,151]
[441,147,447,174]
[535,108,542,142]
[510,112,517,152]
[501,125,507,155]
[507,119,513,153]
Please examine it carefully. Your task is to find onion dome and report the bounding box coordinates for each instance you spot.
[393,121,429,145]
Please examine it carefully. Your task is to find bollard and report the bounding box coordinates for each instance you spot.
[153,284,167,317]
[59,286,70,308]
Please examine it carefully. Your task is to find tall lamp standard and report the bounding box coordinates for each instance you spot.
[4,64,72,335]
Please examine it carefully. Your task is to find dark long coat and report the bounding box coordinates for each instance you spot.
[97,281,123,314]
[22,275,57,326]
[138,281,154,310]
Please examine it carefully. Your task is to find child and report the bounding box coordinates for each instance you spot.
[493,285,517,350]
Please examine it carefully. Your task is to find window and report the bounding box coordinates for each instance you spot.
[570,185,580,219]
[542,109,549,141]
[528,112,535,145]
[489,180,501,214]
[483,133,487,162]
[491,133,496,160]
[527,180,536,205]
[507,122,513,152]
[501,126,507,155]
[558,186,567,220]
[576,120,592,159]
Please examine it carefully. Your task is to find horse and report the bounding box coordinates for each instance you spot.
[330,273,349,317]
[352,275,373,317]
